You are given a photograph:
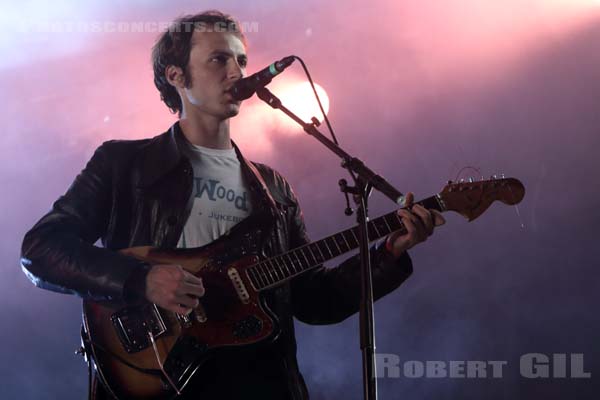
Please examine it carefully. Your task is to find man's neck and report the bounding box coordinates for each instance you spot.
[178,113,233,150]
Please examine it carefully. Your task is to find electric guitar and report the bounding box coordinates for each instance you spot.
[82,177,525,399]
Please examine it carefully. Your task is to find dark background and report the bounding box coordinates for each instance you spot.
[1,1,598,398]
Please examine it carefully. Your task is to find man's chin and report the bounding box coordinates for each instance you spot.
[223,103,241,118]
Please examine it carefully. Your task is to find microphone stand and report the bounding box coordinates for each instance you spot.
[256,87,405,400]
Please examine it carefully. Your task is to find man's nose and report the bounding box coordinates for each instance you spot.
[227,61,245,81]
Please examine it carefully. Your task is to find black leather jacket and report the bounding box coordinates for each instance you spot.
[21,123,413,399]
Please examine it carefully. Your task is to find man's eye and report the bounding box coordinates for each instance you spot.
[238,59,248,68]
[211,56,227,64]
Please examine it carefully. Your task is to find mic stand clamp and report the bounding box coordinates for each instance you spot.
[338,179,356,216]
[256,87,405,400]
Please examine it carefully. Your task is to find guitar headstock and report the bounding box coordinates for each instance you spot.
[438,176,525,221]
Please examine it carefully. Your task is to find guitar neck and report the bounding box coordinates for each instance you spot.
[245,195,444,291]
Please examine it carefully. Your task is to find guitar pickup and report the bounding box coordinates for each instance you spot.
[227,267,250,304]
[111,304,167,353]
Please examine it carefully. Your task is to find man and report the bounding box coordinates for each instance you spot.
[21,10,444,399]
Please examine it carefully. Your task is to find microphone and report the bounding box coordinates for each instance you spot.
[229,56,295,101]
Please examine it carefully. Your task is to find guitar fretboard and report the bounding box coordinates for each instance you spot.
[245,195,442,290]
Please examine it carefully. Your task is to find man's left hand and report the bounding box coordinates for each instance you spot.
[385,192,445,258]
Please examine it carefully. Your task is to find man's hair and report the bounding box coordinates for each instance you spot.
[151,10,247,115]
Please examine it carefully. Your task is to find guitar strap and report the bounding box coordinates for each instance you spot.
[232,141,279,220]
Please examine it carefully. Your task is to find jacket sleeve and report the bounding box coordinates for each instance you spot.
[20,141,151,302]
[288,184,413,325]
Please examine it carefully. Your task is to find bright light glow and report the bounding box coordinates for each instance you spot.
[232,78,331,155]
[276,82,330,125]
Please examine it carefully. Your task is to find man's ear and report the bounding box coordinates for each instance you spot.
[166,65,186,88]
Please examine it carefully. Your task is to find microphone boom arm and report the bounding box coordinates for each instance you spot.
[255,87,405,205]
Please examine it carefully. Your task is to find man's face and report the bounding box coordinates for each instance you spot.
[180,30,247,119]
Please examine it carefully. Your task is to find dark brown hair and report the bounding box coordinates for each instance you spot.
[151,10,247,115]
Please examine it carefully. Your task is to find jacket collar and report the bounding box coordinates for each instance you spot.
[137,123,183,188]
[138,122,278,214]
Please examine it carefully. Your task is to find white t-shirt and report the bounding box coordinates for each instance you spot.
[176,138,252,248]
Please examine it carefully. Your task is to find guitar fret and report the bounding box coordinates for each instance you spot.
[246,267,255,287]
[273,256,282,269]
[311,243,324,263]
[265,264,276,284]
[376,218,389,237]
[285,253,296,273]
[350,228,359,246]
[345,229,359,248]
[335,234,350,252]
[263,261,274,281]
[371,221,381,237]
[339,232,351,250]
[280,256,292,277]
[297,249,310,271]
[269,260,281,281]
[277,256,290,277]
[393,213,406,232]
[248,267,260,288]
[275,254,290,270]
[381,215,392,233]
[276,262,286,280]
[384,213,399,231]
[263,263,274,285]
[323,239,335,258]
[317,240,333,261]
[256,265,268,288]
[306,244,319,265]
[275,259,286,280]
[252,265,262,286]
[327,236,341,256]
[257,263,270,286]
[294,252,304,270]
[323,237,338,258]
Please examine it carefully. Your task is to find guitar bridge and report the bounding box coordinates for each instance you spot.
[111,304,167,353]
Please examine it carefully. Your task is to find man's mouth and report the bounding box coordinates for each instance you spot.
[223,90,241,103]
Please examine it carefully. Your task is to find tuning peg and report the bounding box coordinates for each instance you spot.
[468,177,475,183]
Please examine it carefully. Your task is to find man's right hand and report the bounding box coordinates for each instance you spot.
[145,264,205,314]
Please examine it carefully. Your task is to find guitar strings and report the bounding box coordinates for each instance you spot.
[147,331,182,395]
